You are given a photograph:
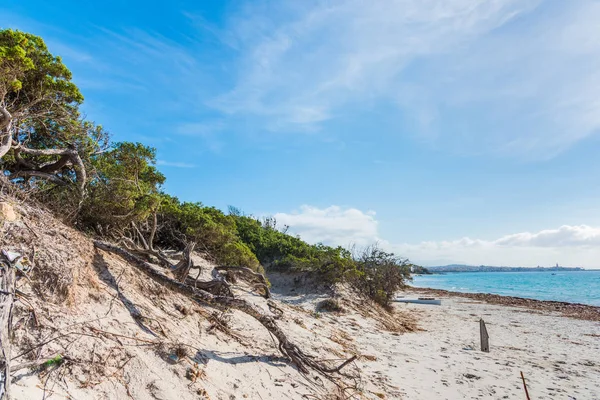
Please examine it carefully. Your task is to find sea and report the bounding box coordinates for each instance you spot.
[411,271,600,306]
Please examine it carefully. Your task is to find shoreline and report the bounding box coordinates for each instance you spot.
[408,286,600,321]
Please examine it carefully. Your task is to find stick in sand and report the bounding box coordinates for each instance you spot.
[520,371,531,400]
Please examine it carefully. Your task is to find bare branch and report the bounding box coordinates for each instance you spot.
[8,170,69,186]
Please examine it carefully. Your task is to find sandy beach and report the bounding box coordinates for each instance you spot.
[3,206,600,400]
[7,270,600,399]
[371,289,600,399]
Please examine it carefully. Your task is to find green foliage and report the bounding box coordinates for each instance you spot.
[1,29,106,199]
[232,212,412,307]
[232,214,360,282]
[79,142,165,232]
[352,245,413,308]
[158,200,261,273]
[0,28,83,141]
[0,29,82,99]
[43,354,64,367]
[412,265,431,274]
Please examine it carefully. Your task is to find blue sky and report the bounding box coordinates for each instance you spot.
[4,0,600,267]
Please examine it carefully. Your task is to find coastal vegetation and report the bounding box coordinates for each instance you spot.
[0,28,414,306]
[0,28,415,391]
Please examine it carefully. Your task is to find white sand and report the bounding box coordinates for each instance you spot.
[355,292,600,399]
[7,264,600,400]
[8,274,600,400]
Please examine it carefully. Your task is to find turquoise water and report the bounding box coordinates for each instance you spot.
[411,271,600,306]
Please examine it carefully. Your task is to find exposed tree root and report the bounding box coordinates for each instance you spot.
[215,266,271,299]
[93,240,356,376]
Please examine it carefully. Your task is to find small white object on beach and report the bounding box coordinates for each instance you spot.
[393,298,442,305]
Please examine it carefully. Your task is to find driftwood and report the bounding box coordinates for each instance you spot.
[0,252,15,400]
[215,266,271,299]
[93,240,356,375]
[11,355,63,374]
[184,277,232,297]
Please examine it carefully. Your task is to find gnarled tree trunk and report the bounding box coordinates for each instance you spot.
[0,107,87,195]
[173,242,196,282]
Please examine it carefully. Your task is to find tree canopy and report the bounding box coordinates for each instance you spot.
[0,29,101,193]
[0,28,415,306]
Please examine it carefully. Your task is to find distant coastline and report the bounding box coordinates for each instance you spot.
[408,287,600,321]
[425,264,589,273]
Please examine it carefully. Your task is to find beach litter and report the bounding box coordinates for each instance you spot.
[393,297,442,305]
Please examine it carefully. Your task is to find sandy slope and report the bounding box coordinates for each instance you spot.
[3,199,412,399]
[3,200,599,399]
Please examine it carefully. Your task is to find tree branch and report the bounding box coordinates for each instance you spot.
[16,145,86,193]
[173,242,196,282]
[0,106,12,160]
[8,170,69,186]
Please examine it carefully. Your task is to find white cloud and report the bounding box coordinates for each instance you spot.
[395,226,600,268]
[273,205,379,247]
[213,0,600,156]
[494,225,600,248]
[277,205,600,268]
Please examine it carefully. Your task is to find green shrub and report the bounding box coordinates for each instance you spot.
[352,245,413,308]
[230,211,414,307]
[316,298,344,313]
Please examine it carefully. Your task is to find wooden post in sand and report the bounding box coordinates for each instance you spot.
[480,319,489,352]
[520,371,531,400]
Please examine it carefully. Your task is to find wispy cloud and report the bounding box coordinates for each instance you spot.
[210,0,600,157]
[494,225,600,248]
[9,1,600,159]
[176,121,226,137]
[156,160,196,168]
[175,121,226,153]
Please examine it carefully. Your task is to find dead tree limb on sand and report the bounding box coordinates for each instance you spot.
[215,266,271,299]
[93,240,356,376]
[119,229,232,296]
[0,252,16,400]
